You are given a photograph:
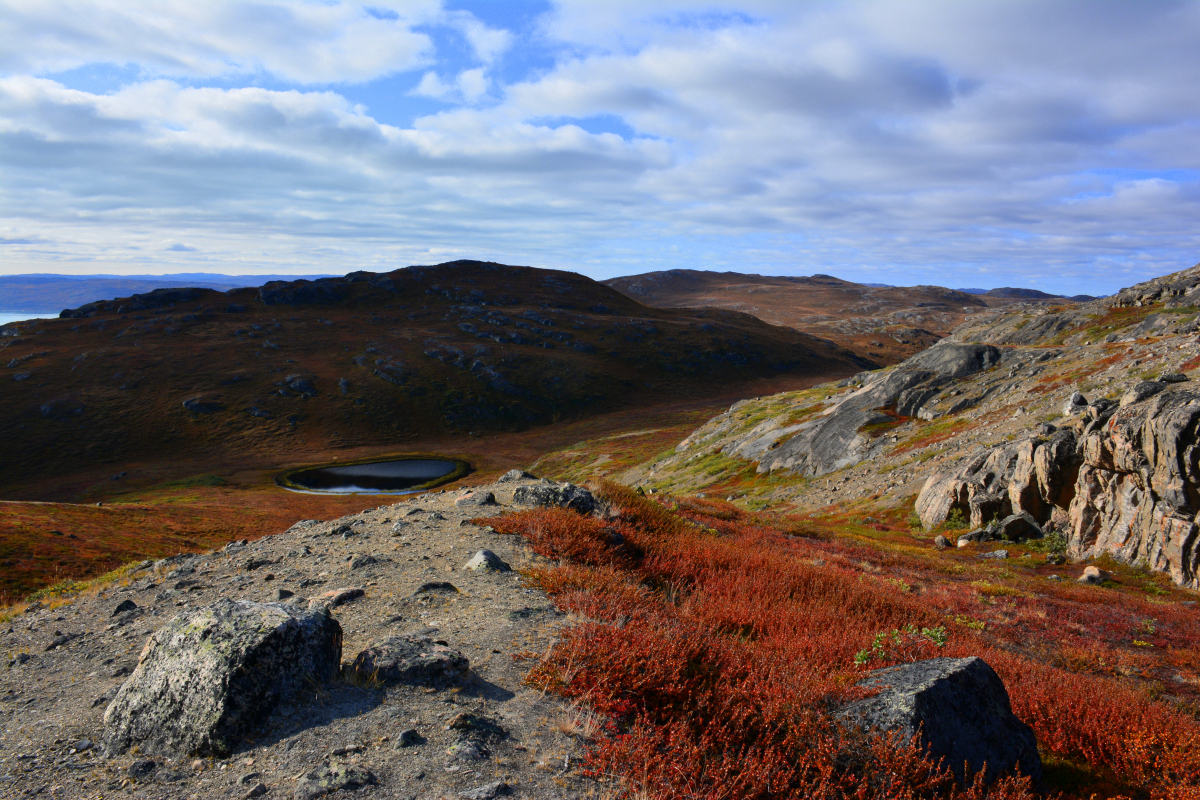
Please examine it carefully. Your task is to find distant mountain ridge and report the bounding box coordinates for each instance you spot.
[604,268,1085,366]
[0,273,337,312]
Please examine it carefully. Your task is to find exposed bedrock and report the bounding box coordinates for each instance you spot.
[102,599,343,757]
[755,342,1002,477]
[916,389,1200,588]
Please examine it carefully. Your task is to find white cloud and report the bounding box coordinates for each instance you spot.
[1,1,1200,293]
[0,0,441,83]
[410,68,490,103]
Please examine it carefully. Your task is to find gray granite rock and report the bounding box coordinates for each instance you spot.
[839,656,1041,785]
[102,599,342,757]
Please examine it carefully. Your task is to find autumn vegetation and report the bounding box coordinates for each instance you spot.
[485,483,1200,799]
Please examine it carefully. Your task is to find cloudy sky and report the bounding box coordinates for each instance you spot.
[1,0,1199,294]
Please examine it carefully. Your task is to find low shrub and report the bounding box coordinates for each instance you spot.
[485,481,1200,798]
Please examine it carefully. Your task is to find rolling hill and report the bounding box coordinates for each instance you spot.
[0,260,869,498]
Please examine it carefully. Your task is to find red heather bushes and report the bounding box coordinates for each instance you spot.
[485,482,1200,799]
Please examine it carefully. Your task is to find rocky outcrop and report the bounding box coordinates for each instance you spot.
[102,600,343,757]
[754,342,1002,477]
[917,388,1200,588]
[839,657,1041,785]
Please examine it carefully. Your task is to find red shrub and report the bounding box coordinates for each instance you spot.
[500,481,1200,798]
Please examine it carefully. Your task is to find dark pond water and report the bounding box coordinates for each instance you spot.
[281,458,465,494]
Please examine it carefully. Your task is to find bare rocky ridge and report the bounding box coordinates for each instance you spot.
[622,262,1200,590]
[0,476,607,800]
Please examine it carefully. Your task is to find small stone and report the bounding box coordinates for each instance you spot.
[349,555,378,570]
[239,772,261,784]
[394,729,424,748]
[127,759,157,780]
[978,550,1009,560]
[276,589,295,601]
[1062,391,1089,416]
[1077,565,1110,584]
[307,587,365,611]
[245,783,268,799]
[462,550,511,573]
[294,761,375,800]
[496,469,534,483]
[330,745,363,756]
[413,581,458,595]
[1159,372,1189,383]
[446,739,488,761]
[112,600,138,616]
[454,491,497,508]
[932,535,950,549]
[445,713,506,738]
[458,780,509,799]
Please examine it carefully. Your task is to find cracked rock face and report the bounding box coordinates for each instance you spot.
[839,657,1042,786]
[918,389,1200,588]
[102,599,343,758]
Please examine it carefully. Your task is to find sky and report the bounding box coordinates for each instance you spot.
[1,1,1199,295]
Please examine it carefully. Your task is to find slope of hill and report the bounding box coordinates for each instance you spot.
[0,261,868,497]
[0,273,336,313]
[604,262,1200,591]
[604,269,1074,365]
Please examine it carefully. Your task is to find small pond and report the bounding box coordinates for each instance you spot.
[277,457,470,494]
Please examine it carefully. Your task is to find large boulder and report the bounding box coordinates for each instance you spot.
[102,600,342,757]
[840,657,1041,785]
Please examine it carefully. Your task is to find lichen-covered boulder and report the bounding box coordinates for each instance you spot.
[839,657,1041,785]
[102,599,342,757]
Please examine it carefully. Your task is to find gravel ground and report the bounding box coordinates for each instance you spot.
[0,477,607,800]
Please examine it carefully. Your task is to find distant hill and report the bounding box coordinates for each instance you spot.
[0,261,868,495]
[958,286,1100,302]
[0,273,336,313]
[606,270,999,364]
[605,270,1089,365]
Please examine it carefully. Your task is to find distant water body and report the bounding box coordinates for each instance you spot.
[0,312,57,325]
